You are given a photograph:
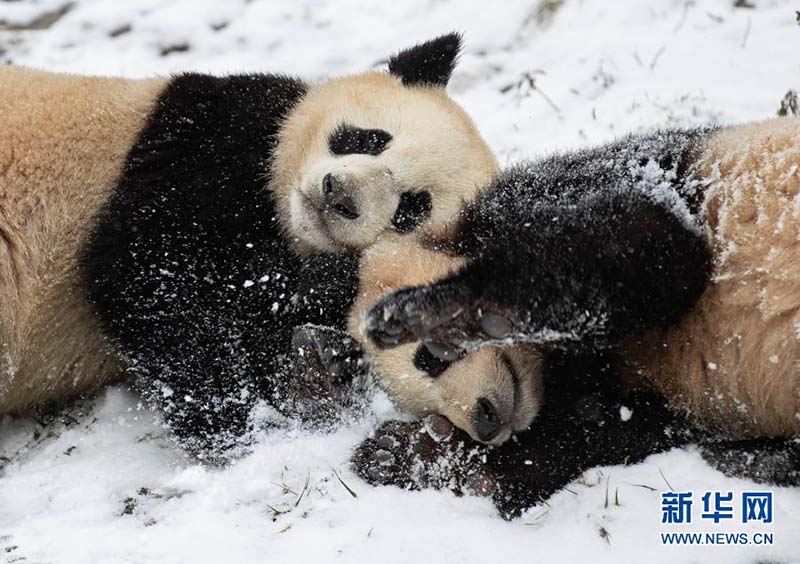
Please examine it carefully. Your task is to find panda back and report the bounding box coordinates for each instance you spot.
[624,118,800,437]
[0,67,166,413]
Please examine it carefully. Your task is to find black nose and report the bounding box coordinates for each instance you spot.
[322,173,359,219]
[474,397,503,442]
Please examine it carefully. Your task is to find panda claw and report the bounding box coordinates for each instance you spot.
[365,287,451,349]
[367,466,390,484]
[286,324,369,425]
[380,321,406,337]
[375,333,402,348]
[376,434,400,450]
[366,277,529,355]
[423,414,454,441]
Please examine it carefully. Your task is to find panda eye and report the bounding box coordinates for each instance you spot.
[413,344,452,378]
[392,191,432,234]
[328,124,392,156]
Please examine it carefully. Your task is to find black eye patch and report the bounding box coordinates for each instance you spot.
[413,344,452,378]
[392,191,432,234]
[328,124,392,156]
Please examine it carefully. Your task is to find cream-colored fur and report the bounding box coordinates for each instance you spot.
[350,238,543,444]
[270,72,498,254]
[621,117,800,437]
[0,67,166,413]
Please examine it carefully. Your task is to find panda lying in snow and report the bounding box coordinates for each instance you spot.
[333,119,800,518]
[0,34,498,455]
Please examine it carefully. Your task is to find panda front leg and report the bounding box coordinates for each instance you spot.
[366,183,712,360]
[284,324,370,427]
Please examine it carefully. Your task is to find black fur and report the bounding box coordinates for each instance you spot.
[699,436,800,486]
[391,190,432,234]
[388,32,462,88]
[412,343,451,377]
[82,73,360,456]
[365,127,716,358]
[328,124,393,156]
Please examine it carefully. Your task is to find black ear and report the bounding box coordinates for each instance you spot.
[388,32,463,88]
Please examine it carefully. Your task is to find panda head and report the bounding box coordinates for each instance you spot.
[270,33,498,253]
[350,239,544,445]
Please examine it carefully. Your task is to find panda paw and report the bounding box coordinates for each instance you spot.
[291,324,365,387]
[364,280,521,361]
[351,415,496,497]
[287,324,369,426]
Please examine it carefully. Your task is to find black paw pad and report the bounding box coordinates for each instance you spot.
[423,414,454,441]
[479,311,513,339]
[351,416,494,496]
[286,324,368,427]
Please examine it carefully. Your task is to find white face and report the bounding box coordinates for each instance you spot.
[270,73,497,253]
[289,130,427,252]
[372,341,544,445]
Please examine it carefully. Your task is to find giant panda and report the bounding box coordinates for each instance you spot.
[349,241,797,516]
[0,33,498,456]
[364,118,800,440]
[351,118,800,516]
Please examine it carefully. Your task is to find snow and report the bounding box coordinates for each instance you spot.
[2,0,800,562]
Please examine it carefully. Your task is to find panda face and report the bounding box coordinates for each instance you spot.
[270,72,498,253]
[369,341,544,445]
[349,239,541,445]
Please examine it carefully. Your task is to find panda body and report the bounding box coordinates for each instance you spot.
[622,119,800,438]
[353,119,800,515]
[0,67,166,413]
[361,118,800,442]
[0,34,499,454]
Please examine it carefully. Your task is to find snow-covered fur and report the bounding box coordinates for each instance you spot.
[623,119,800,437]
[364,118,800,440]
[0,33,497,455]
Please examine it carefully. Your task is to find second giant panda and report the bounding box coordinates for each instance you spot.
[349,240,797,516]
[350,118,800,516]
[0,33,498,455]
[364,118,800,440]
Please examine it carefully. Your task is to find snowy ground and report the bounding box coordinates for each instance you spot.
[1,1,800,563]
